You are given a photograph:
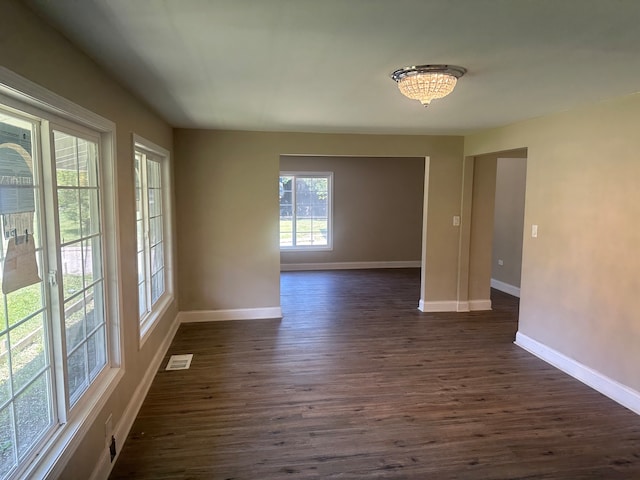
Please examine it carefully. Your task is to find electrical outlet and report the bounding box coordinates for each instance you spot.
[109,436,117,463]
[532,224,538,238]
[498,259,504,266]
[452,215,461,226]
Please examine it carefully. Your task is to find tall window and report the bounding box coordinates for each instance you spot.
[279,172,332,249]
[54,130,106,406]
[0,112,53,480]
[134,136,172,342]
[0,75,119,480]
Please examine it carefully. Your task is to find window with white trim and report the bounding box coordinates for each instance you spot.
[279,172,333,250]
[134,136,172,343]
[0,73,120,480]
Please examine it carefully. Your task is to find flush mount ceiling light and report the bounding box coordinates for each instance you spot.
[391,64,467,107]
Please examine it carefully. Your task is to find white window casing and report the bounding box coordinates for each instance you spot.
[279,171,333,251]
[132,134,174,346]
[0,67,123,480]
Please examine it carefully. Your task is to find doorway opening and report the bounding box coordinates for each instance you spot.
[491,154,527,298]
[458,148,527,313]
[278,154,428,310]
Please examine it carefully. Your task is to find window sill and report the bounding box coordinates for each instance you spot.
[280,246,334,252]
[139,294,175,349]
[19,366,124,480]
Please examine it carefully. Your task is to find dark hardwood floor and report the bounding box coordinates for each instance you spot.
[109,269,640,479]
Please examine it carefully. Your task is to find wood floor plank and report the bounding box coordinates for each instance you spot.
[109,269,640,479]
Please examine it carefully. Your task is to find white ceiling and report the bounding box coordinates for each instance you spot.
[26,0,640,135]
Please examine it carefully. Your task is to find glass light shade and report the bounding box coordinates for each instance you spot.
[391,65,466,107]
[397,73,458,106]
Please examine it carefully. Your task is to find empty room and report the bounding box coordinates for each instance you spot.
[1,1,639,479]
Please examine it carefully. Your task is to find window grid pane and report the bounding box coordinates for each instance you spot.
[0,404,16,478]
[150,270,164,305]
[66,343,87,404]
[137,282,147,319]
[279,174,331,248]
[15,372,52,457]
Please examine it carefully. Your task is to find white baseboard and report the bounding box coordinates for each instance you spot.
[417,299,491,313]
[515,332,640,416]
[89,305,283,479]
[491,278,520,297]
[90,314,181,480]
[469,299,492,311]
[178,306,283,323]
[281,261,420,271]
[456,301,469,312]
[418,300,458,312]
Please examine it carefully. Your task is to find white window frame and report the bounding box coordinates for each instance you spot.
[0,67,123,480]
[279,171,333,251]
[132,134,174,346]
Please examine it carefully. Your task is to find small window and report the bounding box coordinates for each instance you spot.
[134,136,173,343]
[279,172,332,250]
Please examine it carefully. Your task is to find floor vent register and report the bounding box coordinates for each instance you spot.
[165,354,194,371]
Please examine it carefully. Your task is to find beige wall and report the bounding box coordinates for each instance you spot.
[1,2,177,479]
[11,0,639,474]
[174,129,464,311]
[492,157,527,288]
[467,156,497,303]
[465,93,640,393]
[279,155,424,265]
